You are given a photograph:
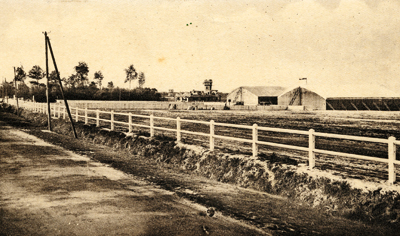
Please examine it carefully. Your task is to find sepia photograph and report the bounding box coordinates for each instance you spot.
[1,0,400,235]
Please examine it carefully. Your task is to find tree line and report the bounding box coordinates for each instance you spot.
[1,62,162,102]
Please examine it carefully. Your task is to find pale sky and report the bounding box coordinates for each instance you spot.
[1,0,400,93]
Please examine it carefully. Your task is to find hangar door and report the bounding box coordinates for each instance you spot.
[258,96,278,105]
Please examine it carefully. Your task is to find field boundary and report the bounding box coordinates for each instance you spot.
[14,100,400,185]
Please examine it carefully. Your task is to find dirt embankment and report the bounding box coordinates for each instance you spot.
[2,103,400,228]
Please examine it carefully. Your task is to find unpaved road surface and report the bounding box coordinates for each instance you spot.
[0,120,265,236]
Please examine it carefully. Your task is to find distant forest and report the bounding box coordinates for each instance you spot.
[1,62,162,102]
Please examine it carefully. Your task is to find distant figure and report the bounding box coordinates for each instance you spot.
[223,102,230,110]
[168,104,177,110]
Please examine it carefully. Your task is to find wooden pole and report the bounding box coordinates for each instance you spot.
[252,123,258,157]
[45,32,52,131]
[13,67,19,115]
[210,120,215,151]
[309,129,316,169]
[46,35,77,138]
[388,136,396,185]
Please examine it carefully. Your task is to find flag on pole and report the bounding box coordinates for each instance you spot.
[299,77,307,85]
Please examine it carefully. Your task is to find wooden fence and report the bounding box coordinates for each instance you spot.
[16,101,400,185]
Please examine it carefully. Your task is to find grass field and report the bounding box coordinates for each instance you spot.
[76,108,399,184]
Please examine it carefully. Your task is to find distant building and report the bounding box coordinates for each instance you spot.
[227,86,288,106]
[226,84,400,111]
[175,79,222,102]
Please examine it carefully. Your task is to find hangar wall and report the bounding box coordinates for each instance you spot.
[326,98,400,111]
[226,88,259,105]
[278,87,326,110]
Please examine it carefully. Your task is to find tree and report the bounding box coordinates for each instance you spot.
[47,71,61,97]
[88,81,97,90]
[124,64,137,90]
[107,81,114,89]
[48,71,59,85]
[28,65,45,87]
[74,62,89,87]
[17,83,30,99]
[1,80,14,97]
[63,74,77,88]
[138,72,145,88]
[94,71,104,89]
[14,66,26,87]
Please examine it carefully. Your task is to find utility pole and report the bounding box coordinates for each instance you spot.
[46,33,77,138]
[13,67,19,114]
[5,78,8,103]
[1,78,3,99]
[45,32,52,131]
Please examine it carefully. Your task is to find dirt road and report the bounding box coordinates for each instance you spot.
[0,120,266,236]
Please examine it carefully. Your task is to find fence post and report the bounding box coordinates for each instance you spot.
[96,110,100,127]
[128,112,132,133]
[58,104,61,118]
[150,114,154,137]
[111,110,114,131]
[309,129,316,169]
[63,106,66,119]
[75,108,79,122]
[177,117,181,142]
[252,124,258,158]
[210,120,215,151]
[85,107,88,124]
[388,136,396,185]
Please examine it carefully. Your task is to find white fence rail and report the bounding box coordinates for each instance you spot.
[14,101,400,185]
